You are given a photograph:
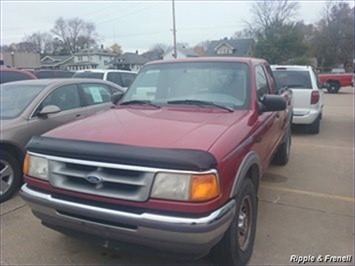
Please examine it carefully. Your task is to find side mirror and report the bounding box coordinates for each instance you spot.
[38,105,61,117]
[111,91,124,105]
[259,95,286,113]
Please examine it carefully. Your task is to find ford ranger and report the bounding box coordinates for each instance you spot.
[20,57,292,265]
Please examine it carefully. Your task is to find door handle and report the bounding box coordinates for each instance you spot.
[75,114,82,118]
[255,136,263,143]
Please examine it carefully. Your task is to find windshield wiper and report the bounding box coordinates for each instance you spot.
[120,100,160,109]
[167,99,234,112]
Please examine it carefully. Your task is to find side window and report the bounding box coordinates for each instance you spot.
[255,65,269,99]
[265,65,277,94]
[38,85,80,114]
[120,73,136,87]
[81,84,112,105]
[107,72,115,83]
[107,72,123,86]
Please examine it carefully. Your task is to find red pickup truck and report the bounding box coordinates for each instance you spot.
[318,71,353,93]
[21,57,292,265]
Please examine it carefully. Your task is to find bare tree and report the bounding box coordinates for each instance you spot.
[142,43,171,60]
[110,43,123,55]
[51,17,98,54]
[249,0,300,32]
[312,1,354,68]
[23,32,53,55]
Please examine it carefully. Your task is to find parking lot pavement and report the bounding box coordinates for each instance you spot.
[1,87,354,265]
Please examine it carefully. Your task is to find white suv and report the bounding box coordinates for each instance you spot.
[271,65,324,134]
[73,69,137,88]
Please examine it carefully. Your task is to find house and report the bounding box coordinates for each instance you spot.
[65,47,115,71]
[110,52,150,71]
[40,55,73,69]
[2,51,40,69]
[163,46,199,60]
[204,38,254,57]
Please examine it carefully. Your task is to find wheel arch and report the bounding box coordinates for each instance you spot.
[0,141,25,164]
[230,151,261,198]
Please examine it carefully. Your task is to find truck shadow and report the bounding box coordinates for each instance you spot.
[262,172,288,183]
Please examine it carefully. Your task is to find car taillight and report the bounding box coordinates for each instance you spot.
[311,91,320,104]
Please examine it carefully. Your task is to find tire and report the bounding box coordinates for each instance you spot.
[210,179,257,265]
[327,82,340,93]
[273,125,291,165]
[309,116,320,134]
[0,151,22,202]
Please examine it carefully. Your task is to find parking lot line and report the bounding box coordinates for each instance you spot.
[294,142,355,151]
[261,184,354,203]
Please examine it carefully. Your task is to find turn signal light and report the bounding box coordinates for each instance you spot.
[23,153,30,175]
[190,174,219,202]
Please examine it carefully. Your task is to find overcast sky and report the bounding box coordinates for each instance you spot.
[1,1,353,53]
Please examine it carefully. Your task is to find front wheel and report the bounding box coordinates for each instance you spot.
[0,151,22,202]
[210,179,257,265]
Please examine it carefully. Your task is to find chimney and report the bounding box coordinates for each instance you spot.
[101,44,104,49]
[136,50,138,54]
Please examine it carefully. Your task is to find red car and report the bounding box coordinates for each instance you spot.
[21,57,292,265]
[318,70,353,93]
[0,67,37,84]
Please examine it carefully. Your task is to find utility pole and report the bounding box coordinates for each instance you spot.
[172,0,177,58]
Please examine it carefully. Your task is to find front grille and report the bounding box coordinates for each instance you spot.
[48,160,155,202]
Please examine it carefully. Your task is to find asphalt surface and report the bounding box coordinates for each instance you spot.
[1,87,354,265]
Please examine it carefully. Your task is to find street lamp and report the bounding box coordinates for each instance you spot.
[172,0,177,59]
[11,51,15,67]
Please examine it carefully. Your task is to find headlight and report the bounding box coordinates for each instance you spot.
[23,153,49,180]
[151,172,219,202]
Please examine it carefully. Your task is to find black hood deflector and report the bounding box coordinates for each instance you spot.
[26,136,217,172]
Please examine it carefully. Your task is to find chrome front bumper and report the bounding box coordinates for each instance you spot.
[20,184,236,256]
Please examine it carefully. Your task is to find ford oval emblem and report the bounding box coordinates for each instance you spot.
[86,175,103,184]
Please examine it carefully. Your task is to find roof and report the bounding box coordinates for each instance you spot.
[74,69,137,74]
[41,55,73,62]
[204,38,254,57]
[146,56,267,66]
[74,48,115,57]
[163,47,198,58]
[0,67,37,78]
[3,78,124,90]
[112,52,150,65]
[65,61,99,67]
[271,65,312,71]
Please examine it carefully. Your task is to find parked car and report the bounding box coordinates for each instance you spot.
[34,69,75,79]
[0,68,37,84]
[318,69,353,93]
[21,57,292,265]
[272,65,324,134]
[73,69,137,88]
[0,79,124,202]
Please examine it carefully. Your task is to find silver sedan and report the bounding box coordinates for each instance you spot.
[1,78,125,202]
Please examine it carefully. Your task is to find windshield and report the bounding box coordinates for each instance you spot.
[122,62,250,109]
[73,72,104,79]
[0,84,45,119]
[273,70,312,89]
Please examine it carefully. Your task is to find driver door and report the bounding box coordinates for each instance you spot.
[27,84,83,138]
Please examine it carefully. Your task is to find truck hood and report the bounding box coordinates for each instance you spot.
[45,106,248,151]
